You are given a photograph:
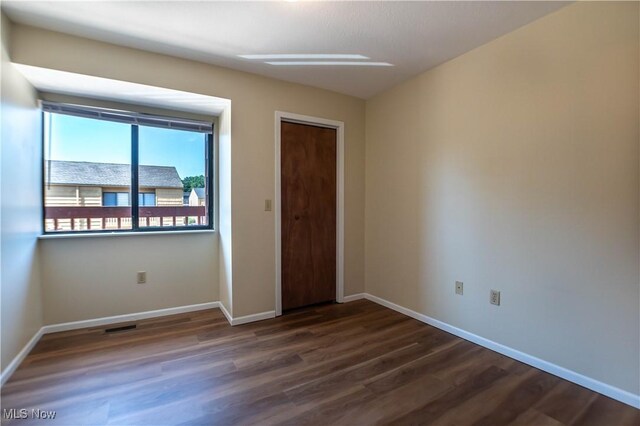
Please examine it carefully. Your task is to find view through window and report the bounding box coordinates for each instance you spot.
[43,106,212,233]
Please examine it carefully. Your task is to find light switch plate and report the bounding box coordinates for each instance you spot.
[455,281,463,295]
[264,199,272,211]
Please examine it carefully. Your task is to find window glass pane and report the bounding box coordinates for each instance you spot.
[139,193,156,206]
[103,193,116,207]
[116,192,130,207]
[44,112,132,232]
[138,126,208,228]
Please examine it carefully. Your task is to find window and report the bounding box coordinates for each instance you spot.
[102,192,153,207]
[103,192,130,207]
[138,193,156,207]
[43,102,213,234]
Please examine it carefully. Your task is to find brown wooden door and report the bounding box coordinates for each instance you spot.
[281,121,336,311]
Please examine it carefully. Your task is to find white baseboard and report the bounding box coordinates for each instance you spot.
[42,301,221,333]
[0,327,44,387]
[218,302,233,324]
[230,310,276,326]
[213,301,274,326]
[342,293,366,303]
[360,293,640,409]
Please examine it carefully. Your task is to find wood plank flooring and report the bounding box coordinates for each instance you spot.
[1,300,638,425]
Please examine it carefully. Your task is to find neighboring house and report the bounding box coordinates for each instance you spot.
[183,188,206,206]
[187,187,206,206]
[44,160,184,207]
[44,160,187,230]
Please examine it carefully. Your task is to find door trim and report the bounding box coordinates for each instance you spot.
[275,111,344,316]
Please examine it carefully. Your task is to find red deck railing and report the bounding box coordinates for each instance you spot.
[45,206,207,230]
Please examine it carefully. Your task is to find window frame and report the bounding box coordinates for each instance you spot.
[41,103,215,235]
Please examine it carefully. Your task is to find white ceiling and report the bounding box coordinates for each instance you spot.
[3,1,569,99]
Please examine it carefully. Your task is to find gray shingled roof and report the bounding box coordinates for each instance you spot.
[183,188,206,199]
[45,160,183,189]
[193,188,206,199]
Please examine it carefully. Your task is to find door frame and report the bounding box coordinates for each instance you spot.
[275,111,344,316]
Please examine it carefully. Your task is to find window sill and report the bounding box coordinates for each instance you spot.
[38,229,216,240]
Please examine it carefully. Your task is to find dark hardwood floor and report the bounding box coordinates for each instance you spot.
[1,300,638,425]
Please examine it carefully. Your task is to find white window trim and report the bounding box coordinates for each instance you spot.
[38,229,216,240]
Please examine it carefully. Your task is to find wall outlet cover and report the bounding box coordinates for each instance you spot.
[490,289,500,306]
[455,281,464,295]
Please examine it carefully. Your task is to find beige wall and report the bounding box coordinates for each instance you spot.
[0,14,43,373]
[10,20,366,319]
[39,234,218,323]
[366,1,639,395]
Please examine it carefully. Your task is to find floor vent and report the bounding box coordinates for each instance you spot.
[105,324,137,333]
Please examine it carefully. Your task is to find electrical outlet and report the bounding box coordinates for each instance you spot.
[455,281,464,295]
[137,271,146,284]
[490,289,500,306]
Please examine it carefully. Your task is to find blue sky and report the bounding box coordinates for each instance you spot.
[45,113,205,178]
